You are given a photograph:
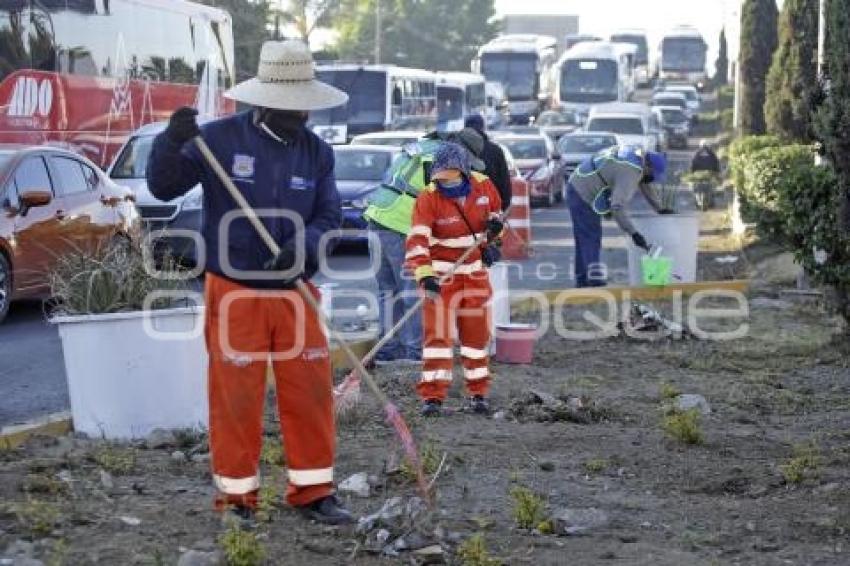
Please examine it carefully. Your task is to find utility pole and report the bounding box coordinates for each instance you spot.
[817,0,826,77]
[374,0,382,64]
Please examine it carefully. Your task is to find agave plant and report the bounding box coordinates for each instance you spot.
[49,240,191,316]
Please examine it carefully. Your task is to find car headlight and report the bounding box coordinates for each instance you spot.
[181,189,203,212]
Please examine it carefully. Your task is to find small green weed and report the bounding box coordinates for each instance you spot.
[400,440,443,483]
[780,443,820,484]
[46,538,69,566]
[21,473,67,495]
[260,437,283,467]
[13,498,60,537]
[457,533,500,566]
[218,521,266,566]
[659,381,681,400]
[510,486,547,530]
[93,445,136,475]
[583,458,610,474]
[255,482,279,523]
[662,409,704,445]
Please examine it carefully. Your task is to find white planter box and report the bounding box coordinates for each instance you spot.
[53,307,208,439]
[626,212,700,285]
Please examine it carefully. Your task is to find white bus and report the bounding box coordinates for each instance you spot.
[435,72,486,132]
[472,34,558,124]
[610,30,651,87]
[658,26,708,90]
[311,64,436,144]
[553,42,632,121]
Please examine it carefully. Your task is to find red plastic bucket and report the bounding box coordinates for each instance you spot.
[494,323,538,364]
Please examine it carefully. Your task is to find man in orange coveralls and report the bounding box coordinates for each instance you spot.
[405,142,504,417]
[146,41,353,525]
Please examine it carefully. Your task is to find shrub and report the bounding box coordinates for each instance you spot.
[717,85,735,111]
[728,135,783,192]
[738,144,814,240]
[720,108,734,132]
[779,443,820,484]
[509,486,547,530]
[662,409,703,445]
[218,522,266,566]
[457,533,500,566]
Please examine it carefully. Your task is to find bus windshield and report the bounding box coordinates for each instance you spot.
[480,53,537,101]
[437,86,464,121]
[312,70,387,127]
[611,34,648,65]
[586,117,644,135]
[662,38,706,72]
[560,59,619,103]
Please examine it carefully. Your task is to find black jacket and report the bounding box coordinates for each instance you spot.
[690,148,721,174]
[479,132,512,211]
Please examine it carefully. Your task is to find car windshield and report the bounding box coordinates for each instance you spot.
[537,111,575,126]
[111,135,155,179]
[500,139,547,159]
[661,109,688,124]
[334,150,392,182]
[587,117,644,135]
[654,97,686,109]
[558,135,617,154]
[670,89,698,101]
[354,137,415,147]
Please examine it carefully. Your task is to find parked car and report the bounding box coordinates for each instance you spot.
[332,145,400,242]
[656,106,691,149]
[536,110,579,141]
[556,132,620,181]
[496,142,529,210]
[492,133,563,207]
[350,131,425,147]
[496,125,542,135]
[651,91,692,122]
[585,103,659,151]
[0,145,140,322]
[108,122,204,265]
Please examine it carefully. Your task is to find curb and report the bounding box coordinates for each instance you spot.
[1,281,748,447]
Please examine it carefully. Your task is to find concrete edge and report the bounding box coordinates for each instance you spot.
[2,280,749,446]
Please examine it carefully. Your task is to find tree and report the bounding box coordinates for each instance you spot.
[275,1,339,45]
[198,0,273,82]
[714,28,728,87]
[333,0,499,71]
[738,0,779,135]
[764,0,819,141]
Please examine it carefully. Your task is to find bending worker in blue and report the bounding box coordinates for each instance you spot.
[566,145,670,287]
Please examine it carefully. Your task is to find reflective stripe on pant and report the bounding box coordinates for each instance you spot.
[205,273,334,509]
[567,184,606,288]
[418,274,492,401]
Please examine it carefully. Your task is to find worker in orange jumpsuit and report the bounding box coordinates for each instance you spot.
[405,142,504,417]
[146,41,353,525]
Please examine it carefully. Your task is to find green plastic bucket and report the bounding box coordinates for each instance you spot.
[641,256,673,286]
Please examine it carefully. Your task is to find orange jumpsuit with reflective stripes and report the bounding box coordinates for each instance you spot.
[405,172,502,401]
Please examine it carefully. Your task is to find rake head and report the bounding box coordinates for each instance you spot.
[333,371,362,415]
[383,402,430,501]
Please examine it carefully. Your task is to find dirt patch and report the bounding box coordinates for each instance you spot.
[2,298,849,565]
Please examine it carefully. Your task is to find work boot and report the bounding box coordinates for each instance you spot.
[297,495,355,525]
[468,395,491,415]
[421,399,442,417]
[221,504,256,530]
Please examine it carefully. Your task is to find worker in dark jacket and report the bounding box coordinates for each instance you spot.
[146,40,353,525]
[464,114,512,211]
[690,140,721,174]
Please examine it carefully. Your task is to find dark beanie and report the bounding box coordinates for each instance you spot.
[464,113,485,131]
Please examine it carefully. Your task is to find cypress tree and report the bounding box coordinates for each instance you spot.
[815,0,850,231]
[765,0,819,141]
[714,28,729,87]
[738,0,779,134]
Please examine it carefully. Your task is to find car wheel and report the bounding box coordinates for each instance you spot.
[0,254,11,324]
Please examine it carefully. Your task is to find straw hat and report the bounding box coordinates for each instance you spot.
[225,40,348,111]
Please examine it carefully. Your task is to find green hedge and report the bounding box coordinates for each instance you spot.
[717,85,735,111]
[728,135,783,193]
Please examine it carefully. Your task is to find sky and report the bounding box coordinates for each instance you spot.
[495,0,754,66]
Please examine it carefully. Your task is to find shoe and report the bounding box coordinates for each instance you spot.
[468,395,491,415]
[221,504,256,530]
[297,495,355,525]
[421,399,442,417]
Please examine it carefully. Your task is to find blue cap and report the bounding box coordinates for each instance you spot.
[646,151,667,184]
[464,113,485,131]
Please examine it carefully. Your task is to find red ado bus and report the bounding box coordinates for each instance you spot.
[0,0,235,168]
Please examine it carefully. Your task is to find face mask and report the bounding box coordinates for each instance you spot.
[255,108,308,141]
[436,176,471,198]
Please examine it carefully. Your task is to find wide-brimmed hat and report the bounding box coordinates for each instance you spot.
[453,128,486,171]
[225,40,348,111]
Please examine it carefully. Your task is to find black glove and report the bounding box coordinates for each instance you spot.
[481,244,501,267]
[659,208,675,215]
[485,217,504,242]
[631,232,650,251]
[419,276,441,298]
[165,106,200,145]
[263,242,303,285]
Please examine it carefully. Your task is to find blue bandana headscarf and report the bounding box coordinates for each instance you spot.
[436,176,471,198]
[431,142,472,198]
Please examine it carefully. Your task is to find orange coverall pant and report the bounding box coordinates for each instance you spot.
[418,273,492,401]
[205,273,334,509]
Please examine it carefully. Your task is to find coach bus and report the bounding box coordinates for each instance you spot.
[311,64,437,144]
[473,34,558,124]
[658,25,708,90]
[610,29,651,87]
[435,72,486,132]
[553,42,633,121]
[0,0,235,167]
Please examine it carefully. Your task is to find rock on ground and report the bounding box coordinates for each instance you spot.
[176,550,222,566]
[552,507,610,536]
[674,394,711,415]
[338,472,370,498]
